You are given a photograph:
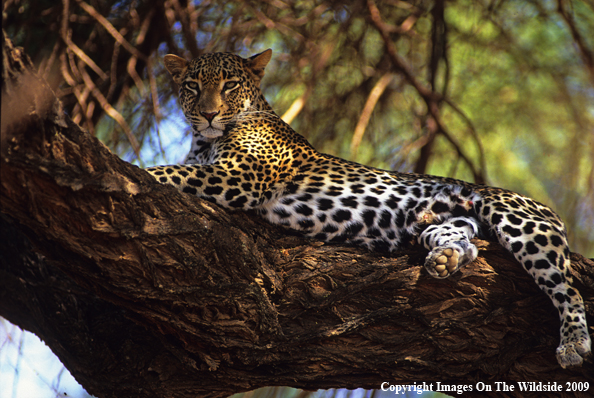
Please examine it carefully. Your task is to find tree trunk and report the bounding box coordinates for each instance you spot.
[1,33,592,398]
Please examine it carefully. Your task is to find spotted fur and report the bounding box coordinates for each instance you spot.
[147,50,591,368]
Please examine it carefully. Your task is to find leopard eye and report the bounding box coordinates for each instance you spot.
[223,81,239,92]
[184,81,199,93]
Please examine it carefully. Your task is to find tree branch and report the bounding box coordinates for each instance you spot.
[1,32,593,398]
[366,0,486,183]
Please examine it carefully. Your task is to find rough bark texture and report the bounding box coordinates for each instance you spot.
[1,33,593,398]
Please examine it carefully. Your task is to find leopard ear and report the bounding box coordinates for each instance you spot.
[247,49,272,84]
[164,54,188,85]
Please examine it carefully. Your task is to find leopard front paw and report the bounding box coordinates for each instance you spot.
[424,242,477,279]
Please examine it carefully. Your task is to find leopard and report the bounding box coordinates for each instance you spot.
[146,49,591,368]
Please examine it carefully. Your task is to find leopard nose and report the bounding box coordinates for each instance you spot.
[200,111,219,121]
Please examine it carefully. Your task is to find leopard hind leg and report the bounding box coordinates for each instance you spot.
[506,235,590,368]
[476,191,591,367]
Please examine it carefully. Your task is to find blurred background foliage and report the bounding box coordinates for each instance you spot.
[1,0,593,396]
[3,0,593,255]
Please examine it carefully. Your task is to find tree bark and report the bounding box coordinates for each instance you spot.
[1,33,593,398]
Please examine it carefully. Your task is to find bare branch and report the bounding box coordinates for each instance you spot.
[350,73,393,157]
[63,32,108,80]
[367,0,484,183]
[75,0,148,62]
[79,66,141,158]
[281,93,308,124]
[557,0,594,86]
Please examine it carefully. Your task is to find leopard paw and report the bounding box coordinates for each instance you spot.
[424,242,477,279]
[556,335,591,368]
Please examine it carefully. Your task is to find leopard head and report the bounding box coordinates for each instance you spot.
[164,50,273,139]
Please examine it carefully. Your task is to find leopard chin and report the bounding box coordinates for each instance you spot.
[200,127,224,139]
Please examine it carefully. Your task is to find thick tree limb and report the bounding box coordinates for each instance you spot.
[1,33,593,398]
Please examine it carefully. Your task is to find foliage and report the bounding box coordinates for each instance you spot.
[3,1,592,251]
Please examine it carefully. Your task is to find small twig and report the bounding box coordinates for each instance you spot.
[107,42,121,100]
[281,86,313,125]
[63,34,108,80]
[135,8,153,46]
[126,56,146,97]
[38,40,61,83]
[60,52,88,126]
[79,67,141,159]
[350,73,393,158]
[147,57,162,121]
[442,98,487,182]
[281,95,306,125]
